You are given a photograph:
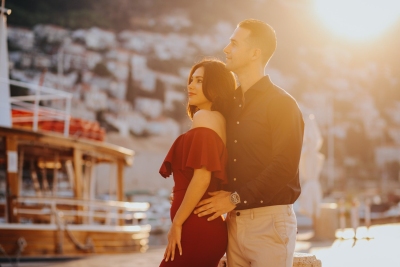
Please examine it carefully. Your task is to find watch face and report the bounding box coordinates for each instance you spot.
[231,192,240,204]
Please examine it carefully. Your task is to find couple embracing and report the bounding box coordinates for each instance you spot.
[159,19,304,267]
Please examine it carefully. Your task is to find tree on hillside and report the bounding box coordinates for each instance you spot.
[93,62,113,77]
[125,61,137,107]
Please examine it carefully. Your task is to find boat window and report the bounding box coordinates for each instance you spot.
[94,162,118,201]
[18,145,74,198]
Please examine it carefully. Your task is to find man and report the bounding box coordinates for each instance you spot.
[194,19,304,267]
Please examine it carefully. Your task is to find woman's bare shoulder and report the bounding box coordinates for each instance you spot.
[191,110,226,141]
[192,110,224,127]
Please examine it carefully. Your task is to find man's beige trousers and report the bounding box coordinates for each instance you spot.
[226,205,297,267]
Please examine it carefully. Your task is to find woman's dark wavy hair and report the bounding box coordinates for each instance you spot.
[187,58,236,120]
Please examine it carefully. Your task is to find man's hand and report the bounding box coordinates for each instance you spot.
[194,190,236,221]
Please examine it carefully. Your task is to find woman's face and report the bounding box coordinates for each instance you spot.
[187,67,212,110]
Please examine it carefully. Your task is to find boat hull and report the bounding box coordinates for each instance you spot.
[0,224,151,258]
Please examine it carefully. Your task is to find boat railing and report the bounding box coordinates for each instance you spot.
[12,197,150,226]
[1,78,72,136]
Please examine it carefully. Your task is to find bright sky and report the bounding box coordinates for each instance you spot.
[314,0,400,41]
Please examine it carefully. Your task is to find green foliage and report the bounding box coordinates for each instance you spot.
[93,62,113,77]
[164,98,188,122]
[147,57,181,75]
[7,0,112,30]
[5,0,239,32]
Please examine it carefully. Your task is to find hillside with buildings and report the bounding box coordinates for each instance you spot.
[5,1,400,193]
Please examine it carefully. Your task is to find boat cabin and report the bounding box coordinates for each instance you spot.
[0,126,150,257]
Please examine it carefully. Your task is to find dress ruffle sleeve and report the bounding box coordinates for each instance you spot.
[159,127,228,184]
[159,139,176,178]
[184,128,228,184]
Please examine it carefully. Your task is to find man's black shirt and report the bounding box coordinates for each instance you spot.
[226,76,304,210]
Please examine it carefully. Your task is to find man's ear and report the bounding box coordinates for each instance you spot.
[251,48,262,61]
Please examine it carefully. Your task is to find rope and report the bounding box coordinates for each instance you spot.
[0,237,26,267]
[15,238,27,267]
[0,244,14,267]
[64,223,94,252]
[54,210,94,252]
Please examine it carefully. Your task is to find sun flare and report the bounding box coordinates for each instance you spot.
[314,0,400,41]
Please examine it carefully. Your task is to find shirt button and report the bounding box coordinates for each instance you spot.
[237,121,240,124]
[236,212,240,216]
[260,200,263,203]
[234,97,236,100]
[233,159,237,162]
[234,140,237,143]
[244,201,247,204]
[239,104,242,108]
[233,178,236,181]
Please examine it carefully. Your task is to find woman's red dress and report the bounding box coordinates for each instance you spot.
[159,127,228,267]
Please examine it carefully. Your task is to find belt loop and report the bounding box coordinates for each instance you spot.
[251,209,254,220]
[287,205,291,216]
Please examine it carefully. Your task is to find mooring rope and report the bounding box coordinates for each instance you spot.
[54,210,94,252]
[64,223,94,251]
[0,243,14,267]
[0,237,26,267]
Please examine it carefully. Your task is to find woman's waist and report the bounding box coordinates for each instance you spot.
[172,182,221,195]
[171,189,215,202]
[171,193,223,220]
[171,208,226,225]
[172,187,187,194]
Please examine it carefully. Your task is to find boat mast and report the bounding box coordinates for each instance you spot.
[0,0,4,20]
[0,0,12,127]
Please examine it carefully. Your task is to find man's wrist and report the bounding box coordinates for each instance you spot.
[229,191,241,205]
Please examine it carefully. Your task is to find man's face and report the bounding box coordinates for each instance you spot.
[223,27,254,73]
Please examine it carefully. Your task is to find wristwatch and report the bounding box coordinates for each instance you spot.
[230,191,241,205]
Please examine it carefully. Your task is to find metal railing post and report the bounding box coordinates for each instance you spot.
[14,197,150,226]
[51,200,56,224]
[4,79,72,133]
[64,96,71,136]
[32,84,40,132]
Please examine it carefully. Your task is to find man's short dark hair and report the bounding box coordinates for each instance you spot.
[237,19,277,65]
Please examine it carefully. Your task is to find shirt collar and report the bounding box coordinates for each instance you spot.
[234,75,273,98]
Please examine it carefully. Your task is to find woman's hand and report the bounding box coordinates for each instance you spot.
[164,222,183,262]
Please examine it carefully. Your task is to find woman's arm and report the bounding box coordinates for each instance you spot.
[173,168,211,225]
[164,109,225,262]
[164,167,211,262]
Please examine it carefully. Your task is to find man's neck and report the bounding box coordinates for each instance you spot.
[236,66,265,94]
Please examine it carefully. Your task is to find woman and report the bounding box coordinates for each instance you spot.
[159,58,236,267]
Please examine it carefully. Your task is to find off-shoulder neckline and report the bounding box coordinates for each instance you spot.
[184,127,226,146]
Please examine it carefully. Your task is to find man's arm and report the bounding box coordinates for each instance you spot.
[195,95,304,219]
[236,95,304,208]
[194,190,235,220]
